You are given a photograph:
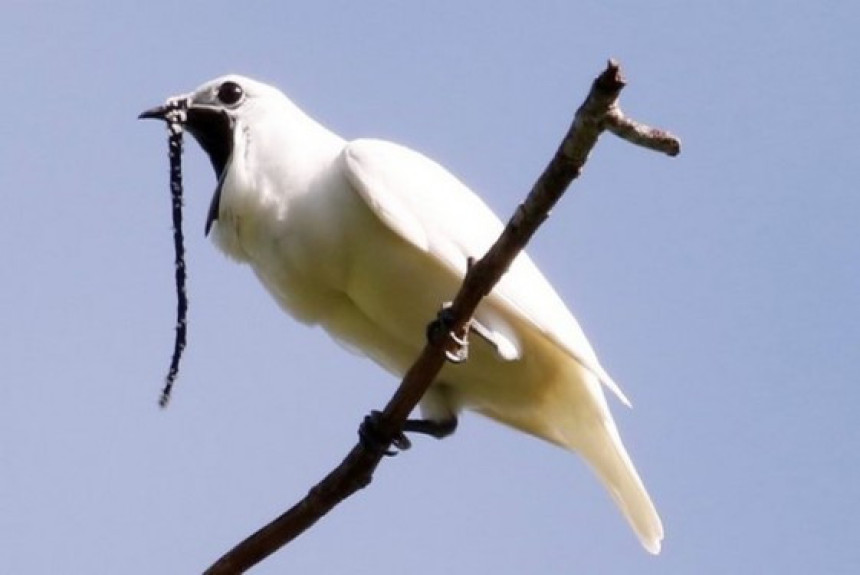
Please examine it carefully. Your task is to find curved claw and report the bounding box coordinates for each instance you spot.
[426,304,470,363]
[444,345,469,363]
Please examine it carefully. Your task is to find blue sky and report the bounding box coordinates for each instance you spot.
[2,1,858,573]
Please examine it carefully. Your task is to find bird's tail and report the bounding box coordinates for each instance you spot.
[545,363,664,554]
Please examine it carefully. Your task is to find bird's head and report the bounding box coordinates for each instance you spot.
[139,75,282,234]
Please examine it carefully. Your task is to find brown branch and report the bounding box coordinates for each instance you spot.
[203,59,681,575]
[604,106,681,157]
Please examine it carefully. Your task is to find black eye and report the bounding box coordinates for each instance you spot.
[216,81,244,106]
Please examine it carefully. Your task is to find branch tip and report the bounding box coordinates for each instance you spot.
[595,59,627,94]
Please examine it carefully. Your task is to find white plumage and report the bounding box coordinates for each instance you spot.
[170,75,663,553]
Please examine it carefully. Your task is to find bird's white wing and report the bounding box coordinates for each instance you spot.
[342,139,630,406]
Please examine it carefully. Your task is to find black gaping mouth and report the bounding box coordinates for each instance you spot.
[184,107,234,235]
[184,107,233,181]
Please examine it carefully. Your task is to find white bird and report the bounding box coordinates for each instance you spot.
[141,75,663,553]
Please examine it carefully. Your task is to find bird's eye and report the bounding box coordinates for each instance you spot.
[216,81,244,106]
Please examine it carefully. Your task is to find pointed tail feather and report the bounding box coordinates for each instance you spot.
[548,367,664,553]
[574,414,664,553]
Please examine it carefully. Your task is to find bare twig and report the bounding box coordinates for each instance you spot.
[203,59,680,575]
[604,107,681,157]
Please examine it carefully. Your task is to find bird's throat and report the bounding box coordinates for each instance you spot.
[184,107,234,234]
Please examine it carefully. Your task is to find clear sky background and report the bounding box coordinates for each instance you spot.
[2,1,858,574]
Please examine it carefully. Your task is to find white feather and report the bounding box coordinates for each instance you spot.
[344,140,631,407]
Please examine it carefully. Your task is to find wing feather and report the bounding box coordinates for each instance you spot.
[342,139,630,406]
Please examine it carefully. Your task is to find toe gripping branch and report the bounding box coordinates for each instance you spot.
[426,302,471,363]
[359,410,412,456]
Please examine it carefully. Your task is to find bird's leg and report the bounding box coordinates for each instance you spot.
[426,303,470,363]
[403,415,458,439]
[359,411,458,456]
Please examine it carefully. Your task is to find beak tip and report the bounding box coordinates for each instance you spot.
[138,105,167,121]
[139,98,189,121]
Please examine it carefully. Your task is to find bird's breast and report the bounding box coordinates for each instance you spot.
[213,168,364,325]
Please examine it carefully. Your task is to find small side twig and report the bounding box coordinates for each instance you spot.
[204,59,680,575]
[604,106,681,157]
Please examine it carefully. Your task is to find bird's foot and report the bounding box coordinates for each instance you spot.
[426,303,469,363]
[359,410,411,456]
